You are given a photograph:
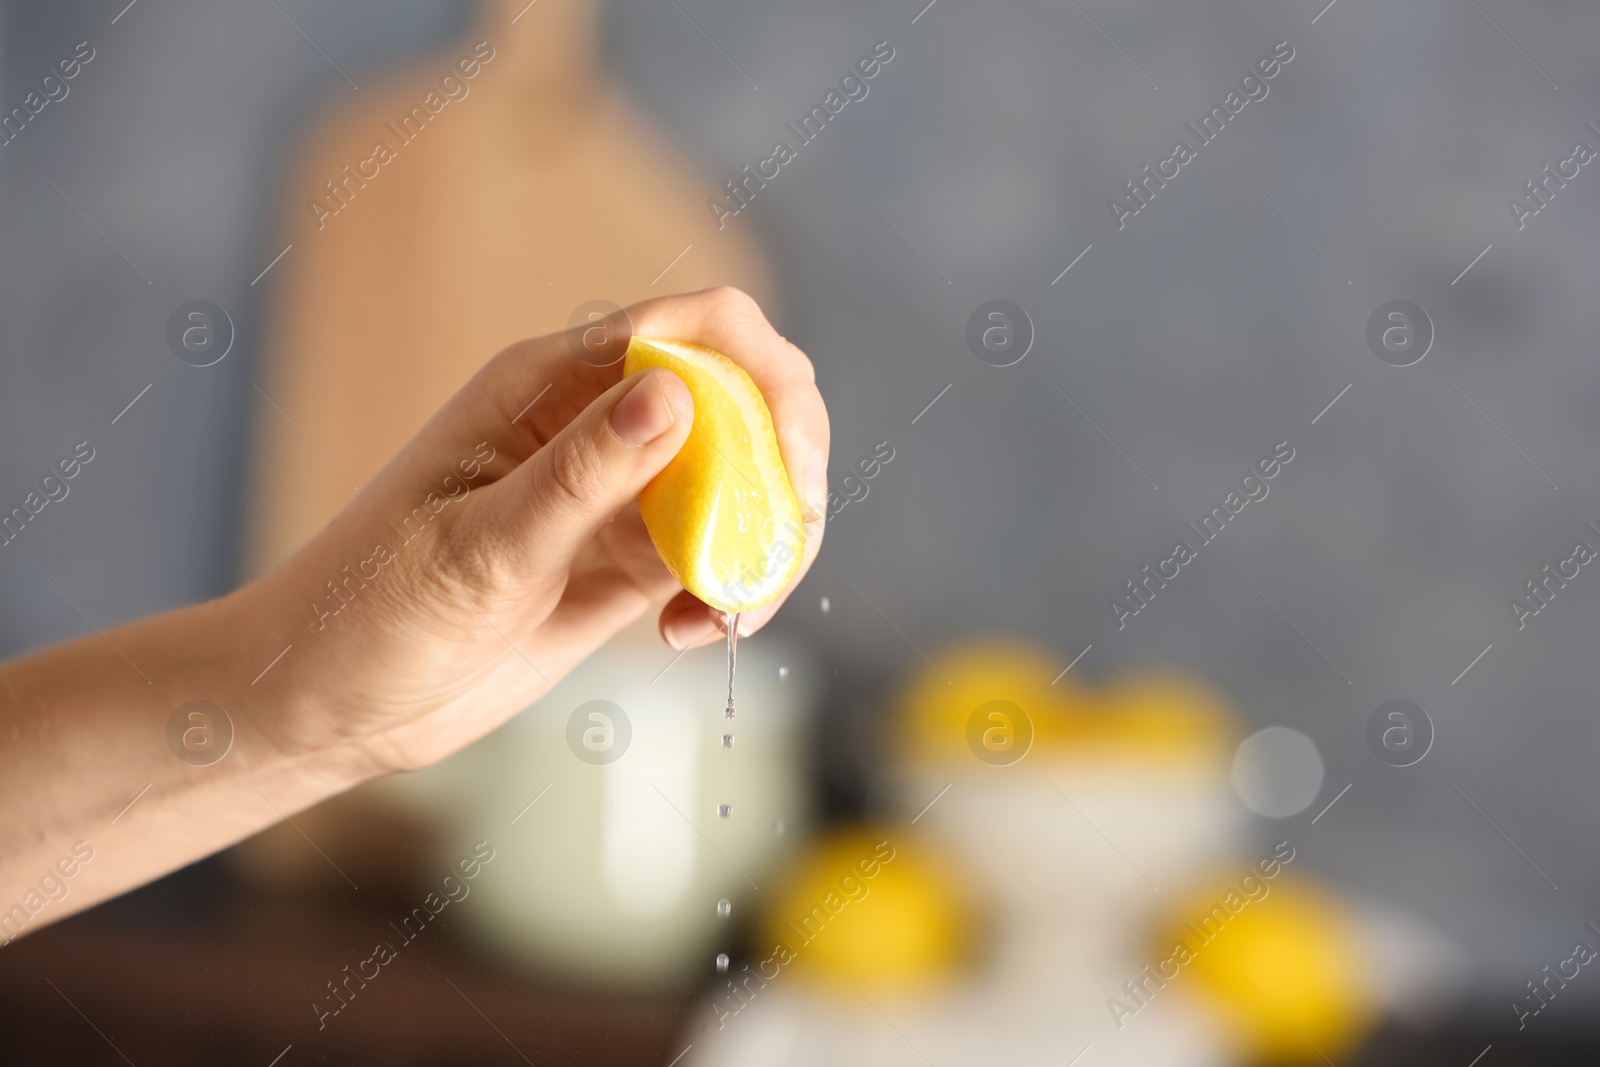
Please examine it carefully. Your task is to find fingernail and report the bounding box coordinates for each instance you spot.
[663,607,721,650]
[612,370,690,447]
[735,606,769,637]
[803,448,827,525]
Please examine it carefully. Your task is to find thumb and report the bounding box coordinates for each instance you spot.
[488,368,693,577]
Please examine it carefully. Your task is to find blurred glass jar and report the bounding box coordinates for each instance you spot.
[381,619,815,987]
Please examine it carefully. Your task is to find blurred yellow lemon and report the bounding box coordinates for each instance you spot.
[895,639,1235,764]
[896,640,1077,762]
[1159,876,1373,1062]
[624,337,804,613]
[757,829,968,993]
[1094,673,1235,761]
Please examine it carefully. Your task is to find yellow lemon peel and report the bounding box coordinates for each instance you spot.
[896,640,1236,764]
[625,337,805,614]
[1156,876,1373,1062]
[757,829,969,993]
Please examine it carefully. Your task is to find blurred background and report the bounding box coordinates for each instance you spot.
[4,0,1600,1062]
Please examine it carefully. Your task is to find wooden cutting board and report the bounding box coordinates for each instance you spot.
[247,0,771,572]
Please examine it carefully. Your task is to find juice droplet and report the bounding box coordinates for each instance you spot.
[721,734,734,748]
[724,612,740,720]
[715,953,730,974]
[717,804,733,818]
[820,596,831,614]
[717,898,732,918]
[778,666,788,680]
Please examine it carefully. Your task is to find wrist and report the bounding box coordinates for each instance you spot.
[207,577,387,790]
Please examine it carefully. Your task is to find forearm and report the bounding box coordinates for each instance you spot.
[0,586,372,938]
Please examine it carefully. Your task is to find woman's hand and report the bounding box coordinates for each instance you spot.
[244,286,829,774]
[0,287,826,935]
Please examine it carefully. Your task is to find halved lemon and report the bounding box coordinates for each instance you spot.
[624,337,805,614]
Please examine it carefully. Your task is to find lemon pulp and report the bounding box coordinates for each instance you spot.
[624,337,805,613]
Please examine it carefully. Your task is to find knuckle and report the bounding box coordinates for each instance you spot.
[425,513,506,601]
[704,285,755,313]
[486,336,542,378]
[545,436,607,510]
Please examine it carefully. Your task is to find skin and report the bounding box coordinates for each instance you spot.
[0,287,828,936]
